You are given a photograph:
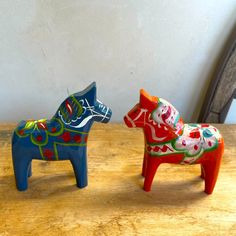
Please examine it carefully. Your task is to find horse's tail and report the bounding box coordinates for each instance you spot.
[12,130,18,146]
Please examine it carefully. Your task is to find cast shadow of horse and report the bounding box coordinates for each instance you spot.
[0,173,208,207]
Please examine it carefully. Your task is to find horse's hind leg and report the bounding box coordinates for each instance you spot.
[201,155,222,194]
[12,151,32,191]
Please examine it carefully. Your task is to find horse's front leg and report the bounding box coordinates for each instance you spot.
[70,146,88,188]
[142,137,148,177]
[143,155,161,192]
[142,149,148,177]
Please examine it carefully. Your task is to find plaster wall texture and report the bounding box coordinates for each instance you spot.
[0,0,236,122]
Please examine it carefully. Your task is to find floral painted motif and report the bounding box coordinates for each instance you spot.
[174,124,221,164]
[146,143,174,156]
[58,95,83,125]
[146,124,221,164]
[16,118,63,146]
[152,98,181,130]
[15,118,88,160]
[152,98,184,134]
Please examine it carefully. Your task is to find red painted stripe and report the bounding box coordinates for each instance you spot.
[37,122,47,130]
[66,100,73,115]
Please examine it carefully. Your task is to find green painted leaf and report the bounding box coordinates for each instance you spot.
[24,121,35,129]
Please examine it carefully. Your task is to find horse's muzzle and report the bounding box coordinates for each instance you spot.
[102,108,112,123]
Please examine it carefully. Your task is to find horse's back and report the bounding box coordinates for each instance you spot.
[13,119,45,136]
[12,119,46,159]
[173,123,223,164]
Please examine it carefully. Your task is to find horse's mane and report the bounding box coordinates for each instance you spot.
[56,95,84,125]
[151,97,184,134]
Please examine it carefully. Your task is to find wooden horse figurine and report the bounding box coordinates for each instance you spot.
[124,89,224,194]
[12,82,112,191]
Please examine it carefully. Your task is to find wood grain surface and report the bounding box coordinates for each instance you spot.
[0,123,236,236]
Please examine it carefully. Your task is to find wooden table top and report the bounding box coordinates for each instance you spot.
[0,123,236,235]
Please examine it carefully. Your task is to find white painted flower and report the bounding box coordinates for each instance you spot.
[174,124,221,164]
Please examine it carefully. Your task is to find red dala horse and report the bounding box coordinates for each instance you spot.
[124,89,224,194]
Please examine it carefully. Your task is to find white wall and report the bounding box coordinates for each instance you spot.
[0,0,236,122]
[225,99,236,123]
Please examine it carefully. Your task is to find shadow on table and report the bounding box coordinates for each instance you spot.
[116,174,209,207]
[0,173,78,199]
[0,173,208,207]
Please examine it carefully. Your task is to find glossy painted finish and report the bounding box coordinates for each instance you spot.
[124,89,224,194]
[12,82,112,191]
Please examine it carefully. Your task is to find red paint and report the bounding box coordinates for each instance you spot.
[18,130,24,135]
[74,135,81,143]
[161,106,171,122]
[51,127,57,133]
[61,132,71,142]
[152,145,172,153]
[124,89,224,194]
[84,135,88,143]
[65,100,73,115]
[201,124,209,127]
[36,135,43,142]
[153,146,159,152]
[37,122,47,130]
[43,149,54,159]
[189,129,200,139]
[162,145,172,152]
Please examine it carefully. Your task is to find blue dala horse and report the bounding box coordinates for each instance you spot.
[12,82,112,191]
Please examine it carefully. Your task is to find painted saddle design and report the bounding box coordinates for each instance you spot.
[124,89,224,194]
[12,82,112,191]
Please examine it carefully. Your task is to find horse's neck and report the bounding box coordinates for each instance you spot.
[143,117,176,144]
[51,112,93,133]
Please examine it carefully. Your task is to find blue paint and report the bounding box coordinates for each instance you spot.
[12,82,112,191]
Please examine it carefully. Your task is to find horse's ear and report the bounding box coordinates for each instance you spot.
[140,89,157,110]
[84,82,97,102]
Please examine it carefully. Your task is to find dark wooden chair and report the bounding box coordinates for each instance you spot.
[198,25,236,123]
